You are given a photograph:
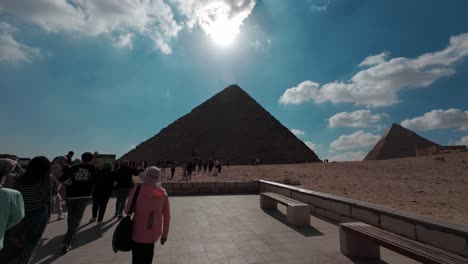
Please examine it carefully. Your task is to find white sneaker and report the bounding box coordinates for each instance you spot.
[57,213,67,220]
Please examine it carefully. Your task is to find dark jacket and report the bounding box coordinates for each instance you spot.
[60,164,98,199]
[115,166,135,188]
[93,169,115,198]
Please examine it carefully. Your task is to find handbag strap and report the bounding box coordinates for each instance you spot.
[129,184,142,215]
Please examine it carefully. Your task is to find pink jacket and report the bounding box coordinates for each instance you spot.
[124,183,170,244]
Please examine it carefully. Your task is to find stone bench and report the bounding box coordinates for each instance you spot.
[339,222,468,264]
[260,192,310,226]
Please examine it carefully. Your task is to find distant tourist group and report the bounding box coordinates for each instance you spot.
[143,158,227,181]
[0,151,170,264]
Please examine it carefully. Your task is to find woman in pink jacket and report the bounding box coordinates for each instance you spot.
[124,166,170,264]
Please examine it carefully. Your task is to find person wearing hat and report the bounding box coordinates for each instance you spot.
[124,166,170,264]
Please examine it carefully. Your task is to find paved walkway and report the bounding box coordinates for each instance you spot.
[32,195,418,264]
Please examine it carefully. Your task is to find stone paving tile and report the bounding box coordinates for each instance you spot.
[32,195,420,264]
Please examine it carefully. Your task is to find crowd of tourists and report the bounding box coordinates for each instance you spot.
[152,158,226,181]
[0,152,170,264]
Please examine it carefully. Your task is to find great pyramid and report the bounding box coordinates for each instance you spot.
[364,123,440,160]
[120,85,321,165]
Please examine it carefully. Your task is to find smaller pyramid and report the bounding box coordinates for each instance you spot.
[364,123,440,160]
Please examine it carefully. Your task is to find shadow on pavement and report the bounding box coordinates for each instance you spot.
[262,209,324,237]
[347,256,390,264]
[31,218,119,264]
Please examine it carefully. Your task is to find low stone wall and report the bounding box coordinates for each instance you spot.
[160,181,259,195]
[259,180,468,258]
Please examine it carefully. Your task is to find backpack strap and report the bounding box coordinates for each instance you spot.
[129,184,142,215]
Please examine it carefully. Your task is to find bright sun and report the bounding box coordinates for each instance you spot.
[208,18,239,46]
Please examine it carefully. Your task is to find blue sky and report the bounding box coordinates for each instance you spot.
[1,0,468,161]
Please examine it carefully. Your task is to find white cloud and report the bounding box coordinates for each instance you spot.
[113,33,134,49]
[328,151,366,161]
[401,109,468,131]
[330,130,380,150]
[329,110,388,128]
[311,0,330,12]
[279,81,321,104]
[0,22,40,63]
[290,129,305,136]
[279,33,468,107]
[252,38,271,51]
[358,51,389,67]
[456,136,468,146]
[0,0,256,54]
[304,141,318,151]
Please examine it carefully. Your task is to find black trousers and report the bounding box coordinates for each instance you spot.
[132,241,154,264]
[92,195,110,221]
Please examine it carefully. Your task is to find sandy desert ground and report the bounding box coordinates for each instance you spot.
[154,151,468,225]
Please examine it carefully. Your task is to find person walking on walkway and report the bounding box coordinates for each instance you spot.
[124,167,170,264]
[60,152,98,254]
[0,156,52,264]
[115,160,135,219]
[170,161,176,180]
[0,159,25,252]
[89,162,115,223]
[51,156,69,220]
[186,160,193,180]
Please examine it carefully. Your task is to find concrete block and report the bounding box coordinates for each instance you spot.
[329,201,351,216]
[312,197,331,210]
[237,181,259,189]
[351,207,380,227]
[195,182,216,188]
[271,186,291,197]
[260,195,277,209]
[340,217,356,223]
[416,225,468,257]
[215,182,226,188]
[225,182,236,188]
[291,191,313,204]
[315,208,326,217]
[287,205,310,226]
[325,210,342,223]
[218,187,229,193]
[180,183,194,189]
[210,188,220,193]
[309,205,317,213]
[161,182,172,189]
[199,188,212,194]
[380,215,416,239]
[260,183,267,192]
[340,224,380,258]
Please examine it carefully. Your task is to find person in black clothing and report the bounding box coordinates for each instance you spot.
[187,160,193,180]
[202,160,207,173]
[89,162,115,223]
[208,159,214,172]
[60,152,98,254]
[115,160,135,219]
[66,151,74,165]
[170,161,176,179]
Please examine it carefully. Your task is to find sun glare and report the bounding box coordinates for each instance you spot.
[208,18,239,46]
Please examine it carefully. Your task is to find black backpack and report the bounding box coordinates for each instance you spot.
[112,185,142,252]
